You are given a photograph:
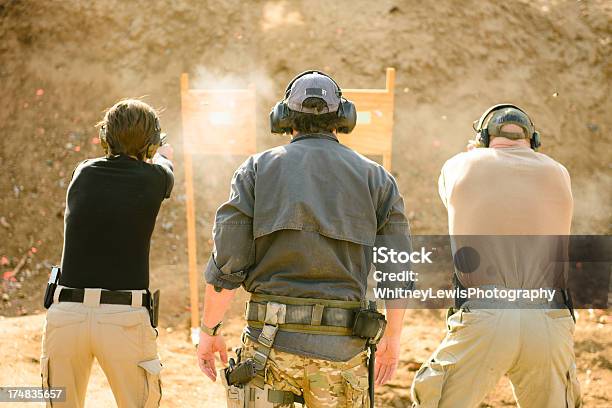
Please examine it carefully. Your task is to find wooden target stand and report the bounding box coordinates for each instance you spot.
[339,67,396,170]
[180,68,396,343]
[180,74,257,344]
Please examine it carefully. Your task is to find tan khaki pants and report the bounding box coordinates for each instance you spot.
[40,287,162,408]
[411,307,581,408]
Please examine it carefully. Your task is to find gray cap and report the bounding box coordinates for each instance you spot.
[486,107,534,140]
[286,72,341,114]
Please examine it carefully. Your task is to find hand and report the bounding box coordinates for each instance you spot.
[466,139,481,151]
[157,144,174,160]
[374,334,401,385]
[196,332,228,382]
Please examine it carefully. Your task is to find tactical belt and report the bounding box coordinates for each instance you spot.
[58,288,150,307]
[246,300,358,336]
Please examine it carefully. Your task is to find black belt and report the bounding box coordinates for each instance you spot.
[58,288,149,307]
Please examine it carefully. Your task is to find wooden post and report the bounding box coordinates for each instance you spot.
[385,67,395,91]
[180,73,201,344]
[180,74,257,344]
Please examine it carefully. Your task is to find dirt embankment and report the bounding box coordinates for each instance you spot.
[1,0,610,313]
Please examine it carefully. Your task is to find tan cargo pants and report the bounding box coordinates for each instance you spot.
[225,338,369,407]
[411,307,581,408]
[40,286,162,407]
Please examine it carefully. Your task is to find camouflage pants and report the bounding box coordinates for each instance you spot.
[241,338,370,407]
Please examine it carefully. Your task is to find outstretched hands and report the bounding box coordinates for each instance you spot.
[467,139,481,151]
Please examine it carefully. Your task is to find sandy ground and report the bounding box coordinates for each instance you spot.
[1,273,610,407]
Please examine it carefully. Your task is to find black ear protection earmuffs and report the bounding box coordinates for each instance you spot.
[474,104,541,150]
[269,70,357,135]
[99,124,111,155]
[98,118,162,160]
[142,120,162,159]
[143,136,161,159]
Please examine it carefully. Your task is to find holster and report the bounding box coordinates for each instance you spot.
[352,308,387,345]
[43,266,61,309]
[561,288,576,323]
[147,289,160,328]
[222,355,300,407]
[225,357,257,386]
[237,295,380,407]
[221,369,245,408]
[352,303,386,408]
[222,341,306,407]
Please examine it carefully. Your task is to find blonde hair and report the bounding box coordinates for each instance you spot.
[97,99,160,159]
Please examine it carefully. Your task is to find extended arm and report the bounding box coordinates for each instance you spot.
[152,145,174,198]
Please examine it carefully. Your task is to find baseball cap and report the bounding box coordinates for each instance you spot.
[286,72,341,114]
[485,107,534,140]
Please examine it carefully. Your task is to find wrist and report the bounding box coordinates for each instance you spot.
[201,321,223,336]
[384,329,402,340]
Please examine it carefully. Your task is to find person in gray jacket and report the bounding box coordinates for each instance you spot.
[196,71,412,407]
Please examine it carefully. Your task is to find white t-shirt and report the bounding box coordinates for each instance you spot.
[439,146,573,288]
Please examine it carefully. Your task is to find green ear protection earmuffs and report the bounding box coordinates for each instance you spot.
[473,104,541,150]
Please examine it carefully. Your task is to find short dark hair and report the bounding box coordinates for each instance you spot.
[289,97,338,134]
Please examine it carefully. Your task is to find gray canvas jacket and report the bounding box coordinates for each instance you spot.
[205,133,411,361]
